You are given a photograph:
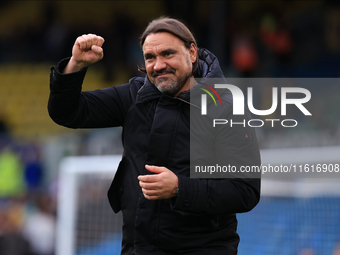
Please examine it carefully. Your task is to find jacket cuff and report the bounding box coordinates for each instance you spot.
[170,175,205,213]
[50,57,88,89]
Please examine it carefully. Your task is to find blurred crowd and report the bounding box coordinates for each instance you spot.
[0,121,57,255]
[1,1,340,79]
[0,193,56,255]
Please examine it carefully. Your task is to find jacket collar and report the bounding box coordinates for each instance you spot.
[135,75,162,104]
[136,48,225,104]
[195,48,225,80]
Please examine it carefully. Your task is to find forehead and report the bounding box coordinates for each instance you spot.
[143,32,186,53]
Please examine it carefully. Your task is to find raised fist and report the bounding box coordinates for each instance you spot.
[64,34,105,74]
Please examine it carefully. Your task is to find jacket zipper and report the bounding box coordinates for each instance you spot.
[174,97,201,110]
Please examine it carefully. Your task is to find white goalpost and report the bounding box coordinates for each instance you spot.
[56,155,122,255]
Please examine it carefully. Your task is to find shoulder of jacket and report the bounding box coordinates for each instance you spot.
[128,76,145,96]
[129,76,145,87]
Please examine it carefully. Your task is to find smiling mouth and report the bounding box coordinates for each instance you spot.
[156,73,172,78]
[152,68,175,78]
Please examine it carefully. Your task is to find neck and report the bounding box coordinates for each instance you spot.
[174,75,197,96]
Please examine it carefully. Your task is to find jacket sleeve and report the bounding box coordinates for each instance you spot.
[171,108,261,215]
[48,58,133,128]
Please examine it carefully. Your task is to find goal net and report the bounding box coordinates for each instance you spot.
[56,147,340,255]
[56,155,123,255]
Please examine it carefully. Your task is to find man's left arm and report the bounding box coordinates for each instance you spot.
[172,110,261,214]
[138,166,260,216]
[171,114,261,214]
[138,113,261,214]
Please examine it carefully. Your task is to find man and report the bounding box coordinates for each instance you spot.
[48,17,261,255]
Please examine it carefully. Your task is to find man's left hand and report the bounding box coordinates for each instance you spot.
[138,165,178,200]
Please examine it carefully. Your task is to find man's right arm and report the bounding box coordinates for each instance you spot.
[48,34,133,129]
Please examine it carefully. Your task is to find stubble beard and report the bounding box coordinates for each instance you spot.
[153,54,193,97]
[154,71,192,97]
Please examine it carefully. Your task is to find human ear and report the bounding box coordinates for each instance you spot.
[189,43,197,63]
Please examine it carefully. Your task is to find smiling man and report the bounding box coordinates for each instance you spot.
[143,32,196,96]
[48,17,261,255]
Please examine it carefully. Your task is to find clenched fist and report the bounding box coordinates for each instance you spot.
[63,34,105,74]
[138,165,179,200]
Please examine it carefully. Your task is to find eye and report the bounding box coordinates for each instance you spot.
[165,52,173,57]
[144,54,154,60]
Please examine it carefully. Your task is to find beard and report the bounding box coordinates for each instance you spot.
[152,54,193,97]
[153,70,192,97]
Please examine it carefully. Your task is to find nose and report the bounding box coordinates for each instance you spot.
[153,57,167,71]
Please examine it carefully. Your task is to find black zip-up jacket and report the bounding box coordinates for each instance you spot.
[48,48,261,255]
